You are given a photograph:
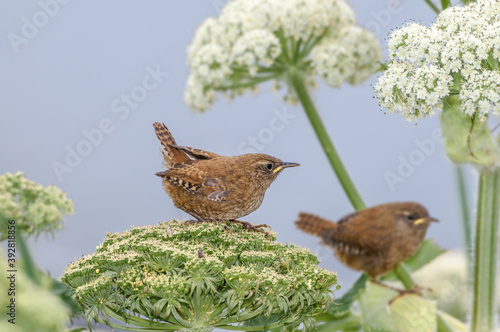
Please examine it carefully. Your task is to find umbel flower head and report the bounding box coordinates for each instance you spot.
[375,0,500,121]
[62,221,338,332]
[185,0,381,110]
[0,172,74,241]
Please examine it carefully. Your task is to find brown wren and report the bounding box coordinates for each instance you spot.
[295,202,438,281]
[153,122,300,233]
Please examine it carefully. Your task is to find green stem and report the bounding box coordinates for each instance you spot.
[456,165,473,261]
[423,0,440,13]
[215,74,278,91]
[313,315,360,332]
[440,0,451,10]
[17,233,40,286]
[394,264,416,289]
[289,71,365,210]
[470,167,500,332]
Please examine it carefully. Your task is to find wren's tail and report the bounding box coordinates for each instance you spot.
[153,122,190,168]
[295,212,337,237]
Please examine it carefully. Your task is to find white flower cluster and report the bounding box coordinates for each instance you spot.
[376,0,500,120]
[185,0,381,111]
[312,26,382,87]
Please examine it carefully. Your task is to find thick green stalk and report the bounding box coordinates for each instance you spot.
[470,167,500,332]
[456,165,473,260]
[289,72,365,211]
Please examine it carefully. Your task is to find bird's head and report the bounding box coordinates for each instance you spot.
[394,202,439,232]
[243,154,300,189]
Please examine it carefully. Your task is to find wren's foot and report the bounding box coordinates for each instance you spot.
[185,213,210,224]
[186,213,232,230]
[371,280,429,306]
[228,220,272,238]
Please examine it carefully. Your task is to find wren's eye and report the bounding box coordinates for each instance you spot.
[406,214,416,221]
[265,163,273,171]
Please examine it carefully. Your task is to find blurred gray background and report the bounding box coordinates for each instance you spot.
[1,0,471,329]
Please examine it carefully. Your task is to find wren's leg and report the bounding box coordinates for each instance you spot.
[371,279,408,293]
[228,219,272,238]
[186,212,210,224]
[184,212,234,231]
[371,279,429,306]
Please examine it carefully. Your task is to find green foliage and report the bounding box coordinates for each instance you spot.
[358,283,437,332]
[326,274,369,318]
[362,324,394,332]
[437,311,468,332]
[441,96,500,166]
[0,249,69,332]
[0,172,74,240]
[312,240,455,331]
[62,221,339,331]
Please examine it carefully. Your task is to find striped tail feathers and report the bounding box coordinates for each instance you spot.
[295,212,337,237]
[153,122,190,168]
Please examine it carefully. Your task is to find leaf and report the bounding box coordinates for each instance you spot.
[313,315,361,332]
[68,328,88,332]
[358,282,436,332]
[50,278,82,316]
[363,324,395,332]
[382,239,445,281]
[441,95,500,166]
[326,273,369,318]
[437,310,468,332]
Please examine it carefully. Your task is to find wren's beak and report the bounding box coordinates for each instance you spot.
[273,162,301,173]
[414,217,439,225]
[155,171,167,178]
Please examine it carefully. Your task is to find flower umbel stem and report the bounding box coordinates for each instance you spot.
[471,167,500,332]
[422,0,440,14]
[289,72,365,211]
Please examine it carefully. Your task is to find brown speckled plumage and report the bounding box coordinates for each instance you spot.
[295,202,438,278]
[153,122,300,222]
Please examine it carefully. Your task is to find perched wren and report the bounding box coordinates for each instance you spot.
[295,202,438,279]
[153,122,300,232]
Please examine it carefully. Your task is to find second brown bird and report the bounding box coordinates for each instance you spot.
[295,202,438,279]
[153,122,300,230]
